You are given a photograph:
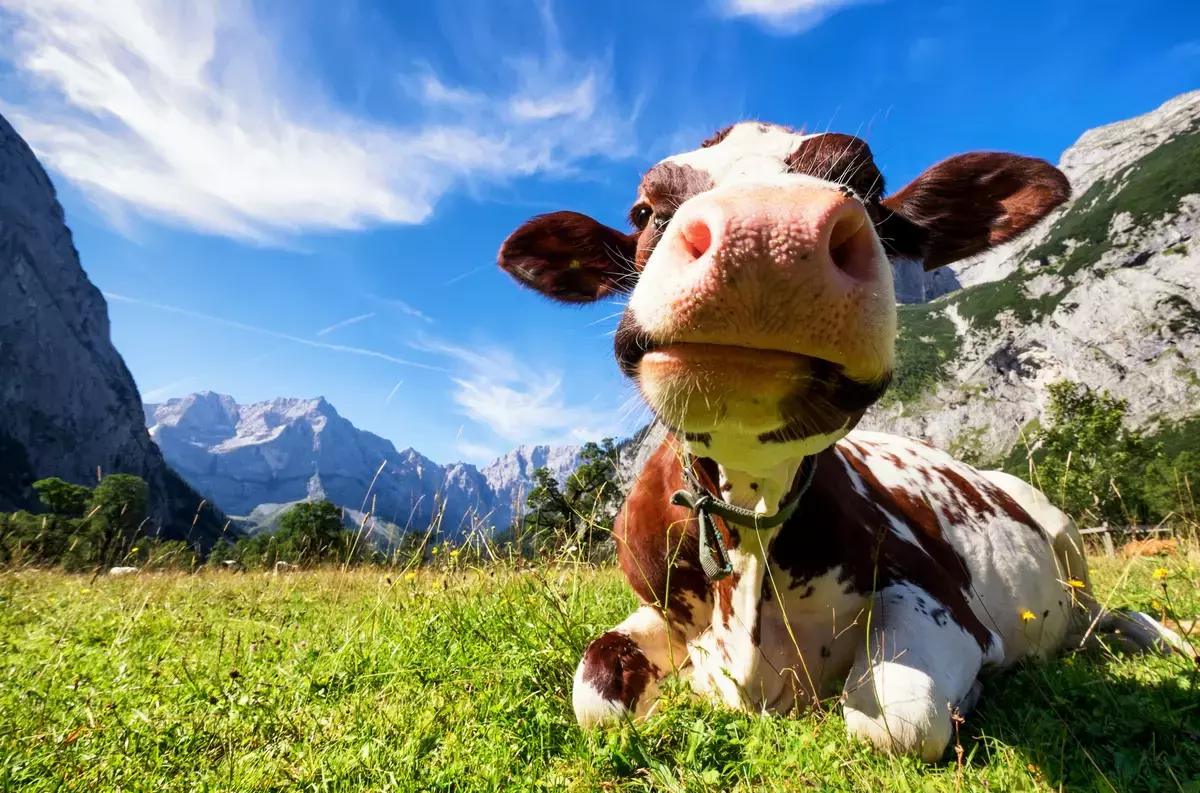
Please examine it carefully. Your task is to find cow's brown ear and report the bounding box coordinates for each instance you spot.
[878,153,1070,270]
[497,211,638,303]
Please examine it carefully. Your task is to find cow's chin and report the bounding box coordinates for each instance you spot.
[638,343,864,471]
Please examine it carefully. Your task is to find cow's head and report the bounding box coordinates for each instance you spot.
[498,123,1068,479]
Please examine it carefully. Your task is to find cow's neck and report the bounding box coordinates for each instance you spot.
[686,443,808,707]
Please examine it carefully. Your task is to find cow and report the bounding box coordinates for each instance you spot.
[494,121,1194,761]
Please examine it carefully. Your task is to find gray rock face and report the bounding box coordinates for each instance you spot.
[146,392,498,537]
[861,89,1200,461]
[0,112,223,545]
[481,444,581,525]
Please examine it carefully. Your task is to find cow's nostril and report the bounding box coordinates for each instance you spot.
[827,210,873,281]
[680,216,713,262]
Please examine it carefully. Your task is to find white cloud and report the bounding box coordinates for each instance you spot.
[717,0,878,33]
[456,441,500,464]
[412,336,624,445]
[0,0,636,241]
[316,312,376,337]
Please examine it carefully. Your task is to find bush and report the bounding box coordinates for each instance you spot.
[1011,380,1197,527]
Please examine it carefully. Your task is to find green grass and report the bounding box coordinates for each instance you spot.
[884,303,962,406]
[2,554,1198,792]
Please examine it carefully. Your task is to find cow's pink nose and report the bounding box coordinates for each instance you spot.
[664,184,879,288]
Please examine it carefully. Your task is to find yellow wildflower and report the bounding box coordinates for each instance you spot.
[405,572,417,581]
[1020,609,1037,623]
[130,546,139,553]
[1151,600,1162,611]
[450,549,460,558]
[1152,568,1168,580]
[431,547,438,555]
[1067,579,1085,589]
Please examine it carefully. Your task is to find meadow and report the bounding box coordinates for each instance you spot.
[1,548,1197,792]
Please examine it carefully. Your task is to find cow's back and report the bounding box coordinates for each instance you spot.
[836,431,1074,664]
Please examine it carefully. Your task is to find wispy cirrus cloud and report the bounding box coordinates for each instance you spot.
[316,312,376,337]
[411,336,624,446]
[0,0,636,241]
[142,375,202,403]
[104,292,441,371]
[377,297,435,324]
[716,0,879,33]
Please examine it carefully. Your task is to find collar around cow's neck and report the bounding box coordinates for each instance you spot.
[670,453,819,581]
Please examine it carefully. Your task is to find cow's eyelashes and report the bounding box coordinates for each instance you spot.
[630,204,653,230]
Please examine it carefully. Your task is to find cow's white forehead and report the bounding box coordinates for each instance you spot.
[662,123,820,187]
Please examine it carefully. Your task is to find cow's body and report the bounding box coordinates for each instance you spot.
[496,120,1190,760]
[574,430,1097,759]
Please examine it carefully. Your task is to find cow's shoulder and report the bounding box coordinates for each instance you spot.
[615,438,712,625]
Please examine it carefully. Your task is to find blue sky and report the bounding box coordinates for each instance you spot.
[1,0,1197,466]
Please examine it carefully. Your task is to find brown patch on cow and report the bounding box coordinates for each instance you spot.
[628,163,715,270]
[615,439,714,627]
[719,571,741,629]
[785,134,886,201]
[580,631,659,709]
[768,445,996,652]
[940,463,1046,537]
[701,125,735,148]
[638,163,715,215]
[1121,538,1179,558]
[842,453,974,593]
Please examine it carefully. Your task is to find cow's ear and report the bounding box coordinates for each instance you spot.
[497,211,639,303]
[878,153,1070,270]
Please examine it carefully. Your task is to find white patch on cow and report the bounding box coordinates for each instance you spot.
[572,664,627,728]
[843,581,985,762]
[687,425,849,509]
[665,123,819,188]
[844,431,1073,665]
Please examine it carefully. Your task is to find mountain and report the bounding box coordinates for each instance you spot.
[145,392,500,538]
[481,444,582,526]
[858,89,1200,463]
[0,112,226,547]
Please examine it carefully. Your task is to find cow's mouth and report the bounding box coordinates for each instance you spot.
[626,339,890,442]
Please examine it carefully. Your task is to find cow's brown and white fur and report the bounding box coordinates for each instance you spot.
[497,121,1192,761]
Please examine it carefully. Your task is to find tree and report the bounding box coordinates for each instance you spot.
[1029,381,1155,526]
[90,474,150,567]
[273,501,346,564]
[523,438,621,549]
[1143,450,1200,521]
[33,478,93,518]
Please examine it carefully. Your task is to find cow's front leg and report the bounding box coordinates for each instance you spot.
[842,583,998,762]
[573,605,694,726]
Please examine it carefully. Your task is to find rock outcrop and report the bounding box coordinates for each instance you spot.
[481,444,581,525]
[0,112,225,546]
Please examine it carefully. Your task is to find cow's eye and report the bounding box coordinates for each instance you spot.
[630,204,653,230]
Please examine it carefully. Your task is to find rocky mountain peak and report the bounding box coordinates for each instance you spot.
[0,112,225,545]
